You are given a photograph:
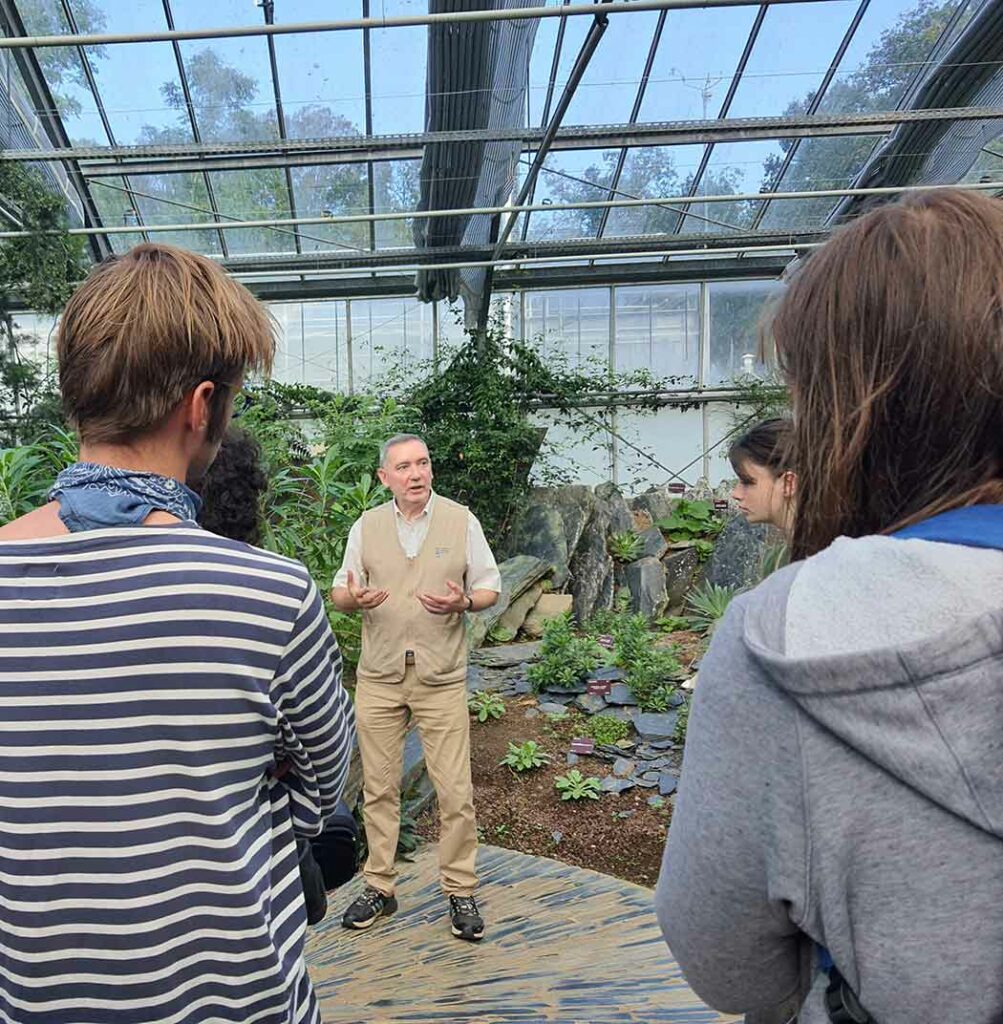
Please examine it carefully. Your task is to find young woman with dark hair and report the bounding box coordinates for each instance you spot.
[728,418,796,533]
[656,189,1003,1024]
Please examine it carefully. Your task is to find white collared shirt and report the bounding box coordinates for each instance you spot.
[332,492,502,592]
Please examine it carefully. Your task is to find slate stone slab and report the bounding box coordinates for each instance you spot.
[565,752,580,766]
[600,776,635,794]
[574,693,608,715]
[659,774,678,796]
[541,693,576,706]
[634,712,679,741]
[513,678,533,695]
[631,485,675,526]
[589,666,626,683]
[491,583,545,644]
[625,556,669,619]
[467,556,551,649]
[522,593,574,640]
[612,758,636,778]
[538,701,569,716]
[669,690,687,708]
[705,514,778,591]
[471,640,543,669]
[663,546,699,606]
[638,525,669,561]
[524,708,540,719]
[545,681,587,695]
[604,683,638,707]
[634,777,660,789]
[505,503,571,588]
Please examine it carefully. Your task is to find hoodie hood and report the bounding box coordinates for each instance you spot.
[741,537,1003,840]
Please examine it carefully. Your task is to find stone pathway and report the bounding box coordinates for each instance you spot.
[306,844,738,1024]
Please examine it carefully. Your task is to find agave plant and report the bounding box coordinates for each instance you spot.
[0,446,49,525]
[685,581,741,636]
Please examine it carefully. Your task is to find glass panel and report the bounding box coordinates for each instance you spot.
[370,0,426,134]
[562,9,662,127]
[351,297,435,391]
[726,1,858,118]
[603,144,707,237]
[818,0,965,114]
[961,130,1003,184]
[373,160,421,250]
[10,311,59,375]
[532,411,612,487]
[291,164,370,255]
[270,301,351,393]
[271,0,366,139]
[128,172,222,254]
[707,279,784,385]
[526,150,617,241]
[638,7,760,122]
[211,169,294,255]
[679,140,778,235]
[762,134,883,230]
[615,406,706,491]
[614,284,700,381]
[90,175,144,254]
[526,10,564,127]
[523,288,610,372]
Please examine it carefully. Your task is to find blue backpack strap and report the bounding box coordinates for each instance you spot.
[892,505,1003,550]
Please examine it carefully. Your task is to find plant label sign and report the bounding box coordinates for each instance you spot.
[587,680,612,696]
[570,738,595,755]
[668,482,686,495]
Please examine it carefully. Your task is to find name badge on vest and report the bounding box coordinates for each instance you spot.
[434,546,450,559]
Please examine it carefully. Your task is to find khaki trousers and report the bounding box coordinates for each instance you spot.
[355,666,478,896]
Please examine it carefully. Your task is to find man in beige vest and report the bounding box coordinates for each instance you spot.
[332,434,500,941]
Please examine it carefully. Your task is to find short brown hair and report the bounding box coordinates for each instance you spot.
[771,188,1003,560]
[58,243,275,443]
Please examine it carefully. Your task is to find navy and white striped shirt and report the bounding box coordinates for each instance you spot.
[0,525,355,1024]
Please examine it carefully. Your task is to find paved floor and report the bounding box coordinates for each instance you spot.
[306,844,739,1024]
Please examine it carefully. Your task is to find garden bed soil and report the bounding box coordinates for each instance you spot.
[416,696,677,888]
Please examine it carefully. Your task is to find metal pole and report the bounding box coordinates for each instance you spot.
[0,0,837,50]
[346,298,354,396]
[699,282,711,481]
[13,180,999,241]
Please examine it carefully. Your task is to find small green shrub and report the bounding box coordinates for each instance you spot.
[656,499,724,544]
[686,581,740,635]
[582,714,630,747]
[610,613,684,712]
[527,613,604,691]
[468,690,506,723]
[656,615,692,633]
[555,769,602,801]
[608,531,644,563]
[499,740,551,773]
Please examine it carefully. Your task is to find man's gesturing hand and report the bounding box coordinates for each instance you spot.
[417,579,470,615]
[347,570,389,610]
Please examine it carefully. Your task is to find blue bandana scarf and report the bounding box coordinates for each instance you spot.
[49,462,203,534]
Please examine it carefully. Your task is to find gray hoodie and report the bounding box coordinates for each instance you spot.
[655,535,1003,1024]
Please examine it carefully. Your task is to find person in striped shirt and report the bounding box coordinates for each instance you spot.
[0,244,355,1024]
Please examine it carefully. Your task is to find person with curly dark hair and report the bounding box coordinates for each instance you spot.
[197,426,269,547]
[196,425,359,926]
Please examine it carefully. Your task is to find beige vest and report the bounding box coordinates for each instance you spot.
[357,497,469,686]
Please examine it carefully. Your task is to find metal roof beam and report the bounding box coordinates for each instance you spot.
[24,107,992,176]
[0,0,843,50]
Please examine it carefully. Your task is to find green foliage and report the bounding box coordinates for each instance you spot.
[657,499,724,544]
[499,740,551,773]
[0,164,88,316]
[757,541,790,583]
[582,714,630,747]
[0,426,78,526]
[527,613,604,692]
[555,769,602,801]
[675,699,691,745]
[686,581,741,635]
[608,531,644,563]
[381,317,672,545]
[657,615,693,634]
[610,612,684,713]
[468,690,506,723]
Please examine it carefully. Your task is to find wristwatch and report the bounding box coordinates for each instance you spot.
[464,595,474,612]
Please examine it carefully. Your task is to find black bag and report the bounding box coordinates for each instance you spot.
[296,800,360,926]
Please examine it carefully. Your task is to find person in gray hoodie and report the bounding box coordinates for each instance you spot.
[655,187,1003,1024]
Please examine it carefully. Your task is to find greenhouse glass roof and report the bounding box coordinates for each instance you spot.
[0,0,1000,309]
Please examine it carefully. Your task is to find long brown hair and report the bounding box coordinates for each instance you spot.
[771,188,1003,560]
